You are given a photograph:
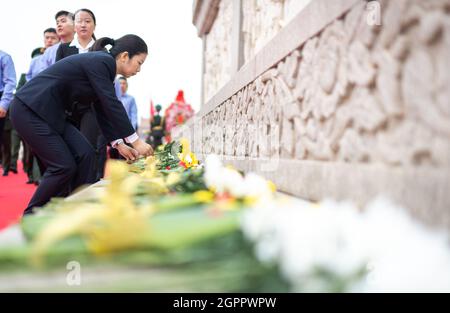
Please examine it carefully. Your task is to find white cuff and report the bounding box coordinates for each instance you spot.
[124,132,139,144]
[110,132,138,148]
[111,139,124,148]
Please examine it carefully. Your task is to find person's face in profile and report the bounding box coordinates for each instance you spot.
[118,52,147,78]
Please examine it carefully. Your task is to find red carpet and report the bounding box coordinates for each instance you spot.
[0,164,36,230]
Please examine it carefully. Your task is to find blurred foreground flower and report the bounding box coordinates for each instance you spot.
[242,197,450,292]
[31,161,153,265]
[178,138,199,169]
[204,155,276,206]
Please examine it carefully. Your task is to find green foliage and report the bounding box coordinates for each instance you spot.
[168,167,208,193]
[155,141,182,170]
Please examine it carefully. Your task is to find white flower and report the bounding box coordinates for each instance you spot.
[222,168,247,198]
[243,173,273,201]
[204,154,222,173]
[241,195,450,292]
[204,154,225,191]
[358,197,450,292]
[204,154,273,199]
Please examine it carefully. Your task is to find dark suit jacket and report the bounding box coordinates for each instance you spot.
[56,42,91,121]
[15,51,134,142]
[55,42,79,62]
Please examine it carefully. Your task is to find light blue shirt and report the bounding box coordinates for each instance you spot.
[114,78,138,130]
[26,55,43,81]
[114,78,121,98]
[36,42,60,73]
[118,93,138,130]
[0,50,17,110]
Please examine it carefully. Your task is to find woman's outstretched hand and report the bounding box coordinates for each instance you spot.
[116,142,139,161]
[131,139,154,157]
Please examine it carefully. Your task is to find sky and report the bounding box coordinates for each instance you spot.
[0,0,203,120]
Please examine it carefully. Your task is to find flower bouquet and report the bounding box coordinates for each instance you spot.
[0,140,286,292]
[1,139,449,292]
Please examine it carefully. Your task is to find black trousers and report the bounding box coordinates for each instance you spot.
[10,98,96,215]
[10,128,20,172]
[71,106,107,180]
[96,134,107,179]
[23,141,34,178]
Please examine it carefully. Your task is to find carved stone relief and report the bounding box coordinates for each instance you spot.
[202,0,311,101]
[190,0,450,168]
[242,0,312,63]
[203,0,233,103]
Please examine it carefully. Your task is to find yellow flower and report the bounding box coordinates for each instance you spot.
[179,138,190,156]
[243,196,259,207]
[102,161,140,212]
[139,157,158,179]
[193,190,215,203]
[166,172,181,186]
[177,138,199,169]
[141,177,169,195]
[86,206,151,255]
[145,156,157,167]
[180,152,199,168]
[267,180,277,193]
[31,160,154,265]
[31,203,105,266]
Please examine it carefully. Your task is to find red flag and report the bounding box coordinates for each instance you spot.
[150,99,155,120]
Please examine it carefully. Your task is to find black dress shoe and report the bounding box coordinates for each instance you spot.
[11,169,18,174]
[26,179,34,184]
[2,170,8,176]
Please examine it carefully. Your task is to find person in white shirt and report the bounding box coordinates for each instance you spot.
[67,8,96,53]
[55,8,106,180]
[56,8,96,60]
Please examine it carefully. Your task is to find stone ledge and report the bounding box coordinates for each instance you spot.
[196,154,450,230]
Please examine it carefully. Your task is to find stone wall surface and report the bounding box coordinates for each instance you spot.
[185,0,450,229]
[203,0,233,102]
[242,0,312,63]
[202,0,313,101]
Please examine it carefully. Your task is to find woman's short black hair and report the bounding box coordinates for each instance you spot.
[91,35,148,59]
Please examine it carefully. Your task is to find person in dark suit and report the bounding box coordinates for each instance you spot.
[10,34,153,215]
